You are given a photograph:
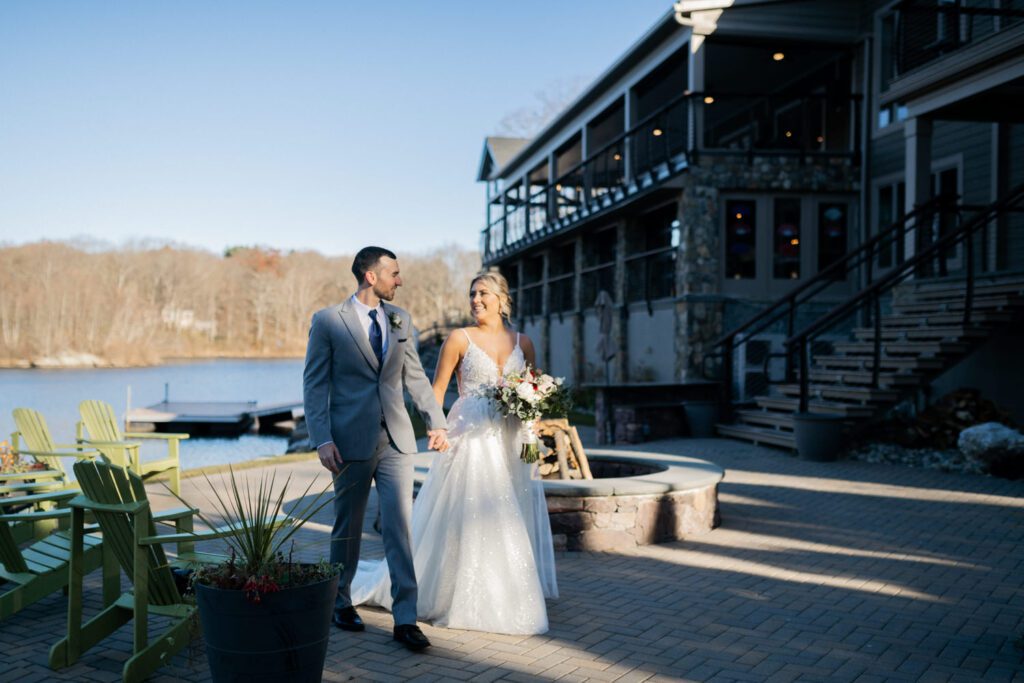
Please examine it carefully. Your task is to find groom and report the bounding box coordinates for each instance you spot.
[303,246,448,651]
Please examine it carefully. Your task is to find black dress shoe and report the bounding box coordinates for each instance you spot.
[332,607,365,632]
[393,623,430,651]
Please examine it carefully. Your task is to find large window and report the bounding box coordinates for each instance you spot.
[548,242,576,314]
[722,195,854,296]
[726,199,757,280]
[626,203,678,302]
[582,228,617,308]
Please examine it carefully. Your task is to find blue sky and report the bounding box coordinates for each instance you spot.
[0,1,672,256]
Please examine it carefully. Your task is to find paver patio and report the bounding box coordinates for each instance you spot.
[2,437,1022,682]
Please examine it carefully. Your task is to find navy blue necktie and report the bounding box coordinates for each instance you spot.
[368,309,383,366]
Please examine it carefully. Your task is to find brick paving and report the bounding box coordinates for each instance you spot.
[2,437,1023,682]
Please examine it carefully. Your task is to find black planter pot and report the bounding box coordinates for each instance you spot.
[195,570,340,683]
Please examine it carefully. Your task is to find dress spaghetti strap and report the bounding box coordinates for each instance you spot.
[461,329,473,345]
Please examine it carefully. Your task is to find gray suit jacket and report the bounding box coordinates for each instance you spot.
[302,298,446,460]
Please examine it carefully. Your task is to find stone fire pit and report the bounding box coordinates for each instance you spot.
[543,449,724,552]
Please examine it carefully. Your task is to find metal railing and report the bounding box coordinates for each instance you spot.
[706,193,958,411]
[892,0,1024,77]
[482,90,861,262]
[785,182,1024,412]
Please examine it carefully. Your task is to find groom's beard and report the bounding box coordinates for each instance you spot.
[373,283,397,301]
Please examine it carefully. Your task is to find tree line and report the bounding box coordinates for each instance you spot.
[0,241,480,365]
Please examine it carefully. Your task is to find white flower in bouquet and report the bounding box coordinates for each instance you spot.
[515,382,537,403]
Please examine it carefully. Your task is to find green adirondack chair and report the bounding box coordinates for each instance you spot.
[0,488,119,620]
[77,400,187,497]
[49,460,279,683]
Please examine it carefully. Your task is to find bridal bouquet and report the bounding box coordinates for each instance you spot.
[494,366,571,463]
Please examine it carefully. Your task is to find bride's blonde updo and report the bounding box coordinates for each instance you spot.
[470,271,513,322]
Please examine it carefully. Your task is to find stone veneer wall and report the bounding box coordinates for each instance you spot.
[547,483,720,552]
[674,155,860,381]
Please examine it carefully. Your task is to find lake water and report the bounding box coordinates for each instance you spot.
[0,359,304,472]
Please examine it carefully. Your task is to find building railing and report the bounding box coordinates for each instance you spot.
[482,89,861,262]
[892,0,1024,78]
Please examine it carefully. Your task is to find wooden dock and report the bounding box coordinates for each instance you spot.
[126,401,303,437]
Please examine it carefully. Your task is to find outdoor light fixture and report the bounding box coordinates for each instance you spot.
[816,136,824,143]
[735,213,742,220]
[773,52,785,61]
[555,184,562,191]
[790,238,800,246]
[785,131,793,138]
[613,153,622,161]
[652,128,663,136]
[704,96,714,104]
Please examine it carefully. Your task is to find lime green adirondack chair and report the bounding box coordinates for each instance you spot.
[5,408,101,496]
[50,460,280,683]
[0,488,119,620]
[77,400,187,497]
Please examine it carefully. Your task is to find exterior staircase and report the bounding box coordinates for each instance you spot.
[716,276,1024,449]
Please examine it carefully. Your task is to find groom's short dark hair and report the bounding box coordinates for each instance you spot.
[352,246,397,283]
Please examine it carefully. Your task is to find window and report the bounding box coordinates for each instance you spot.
[726,200,757,279]
[582,229,617,307]
[626,204,678,302]
[520,254,544,317]
[818,202,848,278]
[875,181,905,269]
[773,198,801,280]
[547,242,576,313]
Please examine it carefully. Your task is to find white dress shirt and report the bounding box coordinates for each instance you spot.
[350,294,389,356]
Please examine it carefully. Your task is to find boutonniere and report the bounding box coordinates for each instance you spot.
[388,312,402,330]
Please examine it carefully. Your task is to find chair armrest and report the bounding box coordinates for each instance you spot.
[125,432,190,441]
[16,448,101,459]
[0,489,78,507]
[0,470,64,482]
[141,514,293,546]
[153,506,199,524]
[52,442,99,450]
[0,507,72,523]
[80,439,141,448]
[69,496,148,514]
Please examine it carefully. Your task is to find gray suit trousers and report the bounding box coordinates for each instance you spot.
[331,427,417,626]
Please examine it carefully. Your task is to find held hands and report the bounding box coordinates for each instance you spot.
[317,442,344,473]
[427,429,450,453]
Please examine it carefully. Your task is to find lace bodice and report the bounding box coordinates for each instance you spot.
[458,331,525,398]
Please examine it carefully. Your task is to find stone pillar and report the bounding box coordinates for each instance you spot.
[675,179,722,381]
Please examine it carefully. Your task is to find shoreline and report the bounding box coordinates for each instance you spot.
[0,351,305,370]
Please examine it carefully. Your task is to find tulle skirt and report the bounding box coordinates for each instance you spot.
[350,395,557,635]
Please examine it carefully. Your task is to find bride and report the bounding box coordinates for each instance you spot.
[350,271,558,635]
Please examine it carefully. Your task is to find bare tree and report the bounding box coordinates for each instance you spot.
[495,76,591,138]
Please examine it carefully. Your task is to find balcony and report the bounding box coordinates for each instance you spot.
[883,1,1024,89]
[482,90,861,262]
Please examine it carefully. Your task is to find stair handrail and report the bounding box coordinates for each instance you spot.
[709,193,949,410]
[785,181,1024,412]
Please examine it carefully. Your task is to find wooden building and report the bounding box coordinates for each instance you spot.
[476,0,1024,446]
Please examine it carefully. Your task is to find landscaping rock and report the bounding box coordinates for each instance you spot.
[959,422,1024,479]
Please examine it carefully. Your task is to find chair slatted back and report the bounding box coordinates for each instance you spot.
[12,408,68,477]
[72,461,181,606]
[79,400,123,442]
[78,401,131,468]
[0,521,30,574]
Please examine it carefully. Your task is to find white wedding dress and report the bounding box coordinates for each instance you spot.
[350,332,558,635]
